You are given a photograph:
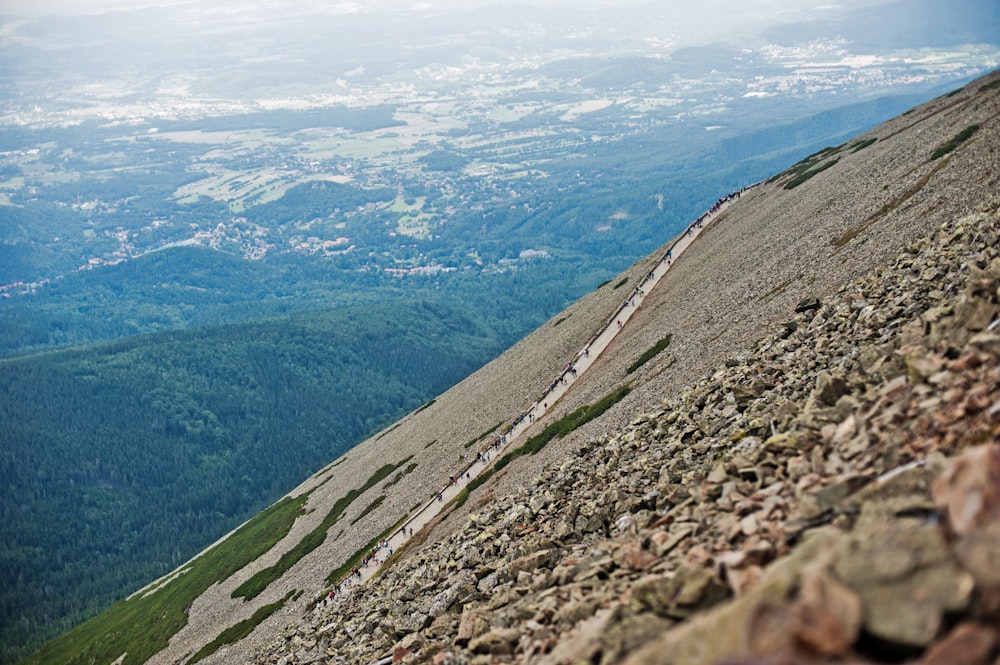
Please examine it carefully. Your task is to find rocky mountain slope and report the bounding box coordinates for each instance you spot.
[39,70,999,665]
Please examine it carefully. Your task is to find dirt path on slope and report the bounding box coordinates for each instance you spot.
[327,191,748,597]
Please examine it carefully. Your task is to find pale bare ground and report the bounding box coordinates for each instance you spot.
[165,71,1000,665]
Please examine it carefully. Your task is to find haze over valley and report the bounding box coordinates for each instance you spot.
[3,1,997,348]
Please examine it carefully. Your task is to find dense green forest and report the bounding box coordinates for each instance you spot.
[0,300,507,662]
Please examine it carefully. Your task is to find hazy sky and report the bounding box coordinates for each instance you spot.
[0,0,895,28]
[3,0,996,121]
[0,0,910,62]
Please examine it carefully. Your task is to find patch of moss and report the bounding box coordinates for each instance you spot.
[849,138,878,153]
[383,462,418,489]
[326,517,407,585]
[188,591,295,664]
[232,457,413,601]
[413,399,436,414]
[784,158,840,190]
[626,335,673,374]
[931,124,979,160]
[351,495,386,525]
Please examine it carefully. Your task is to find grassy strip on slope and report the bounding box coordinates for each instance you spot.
[383,462,418,489]
[850,137,878,153]
[626,335,672,374]
[768,145,839,185]
[783,157,840,190]
[23,495,309,665]
[931,124,979,160]
[188,590,296,664]
[351,495,386,525]
[232,457,413,601]
[452,385,632,509]
[326,517,408,586]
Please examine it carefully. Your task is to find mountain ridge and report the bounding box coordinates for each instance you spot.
[23,69,1000,665]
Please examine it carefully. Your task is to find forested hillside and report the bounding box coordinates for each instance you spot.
[0,300,501,661]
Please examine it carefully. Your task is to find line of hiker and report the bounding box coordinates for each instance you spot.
[308,184,760,612]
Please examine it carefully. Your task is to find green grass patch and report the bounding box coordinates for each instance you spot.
[232,457,413,601]
[773,146,842,187]
[980,80,1000,92]
[613,277,629,290]
[414,399,436,414]
[326,516,407,586]
[320,455,347,473]
[849,138,878,153]
[493,384,632,474]
[931,124,979,160]
[450,467,496,509]
[626,335,673,374]
[783,158,840,190]
[351,495,386,526]
[553,316,569,327]
[22,494,309,665]
[595,279,612,290]
[383,462,418,488]
[424,439,438,449]
[188,590,295,664]
[375,421,402,441]
[449,386,633,511]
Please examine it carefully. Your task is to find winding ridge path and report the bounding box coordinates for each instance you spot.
[325,189,751,599]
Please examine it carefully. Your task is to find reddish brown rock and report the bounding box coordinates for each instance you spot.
[932,444,1000,535]
[920,622,998,665]
[791,567,862,656]
[933,444,1000,588]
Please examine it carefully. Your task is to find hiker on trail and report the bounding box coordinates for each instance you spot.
[617,319,622,328]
